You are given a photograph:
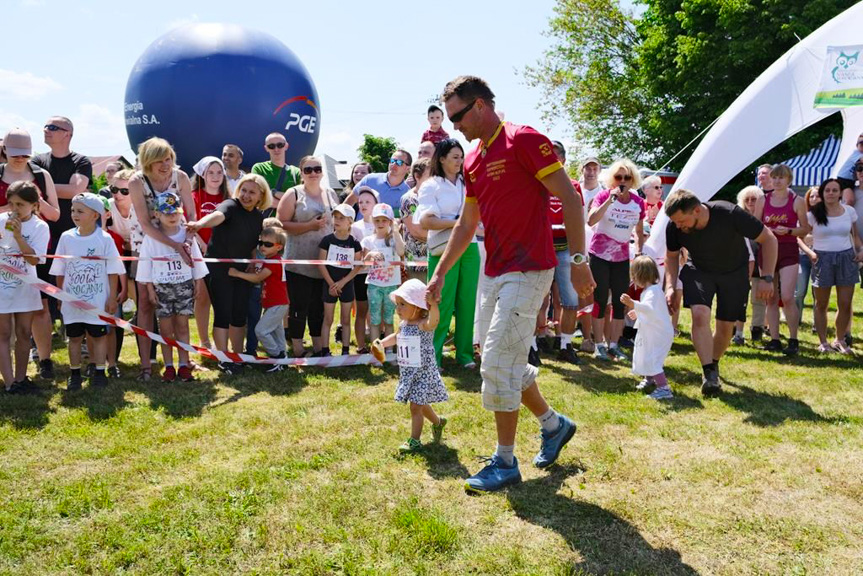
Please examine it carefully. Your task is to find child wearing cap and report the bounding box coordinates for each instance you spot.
[136,192,208,382]
[49,193,125,391]
[371,278,448,453]
[361,203,405,351]
[317,203,362,356]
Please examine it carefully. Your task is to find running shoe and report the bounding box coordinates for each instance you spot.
[39,358,55,380]
[608,346,629,361]
[177,366,195,382]
[732,334,745,346]
[464,456,522,493]
[557,344,580,365]
[398,438,422,454]
[162,366,176,382]
[649,387,673,400]
[67,372,83,392]
[594,344,611,361]
[533,414,577,469]
[636,378,656,393]
[764,338,783,352]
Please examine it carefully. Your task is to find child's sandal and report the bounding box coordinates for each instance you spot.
[136,367,152,382]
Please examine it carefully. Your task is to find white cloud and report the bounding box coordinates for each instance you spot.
[165,13,199,31]
[0,69,62,100]
[72,104,129,156]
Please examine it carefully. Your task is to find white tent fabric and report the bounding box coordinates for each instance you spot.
[644,2,863,260]
[783,135,840,187]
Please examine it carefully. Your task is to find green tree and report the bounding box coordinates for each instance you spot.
[357,134,398,173]
[526,0,856,198]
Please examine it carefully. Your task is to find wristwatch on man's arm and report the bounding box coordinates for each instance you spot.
[570,252,588,266]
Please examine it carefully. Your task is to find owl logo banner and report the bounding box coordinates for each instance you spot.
[815,45,863,108]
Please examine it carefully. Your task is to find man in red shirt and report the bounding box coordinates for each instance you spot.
[428,76,595,493]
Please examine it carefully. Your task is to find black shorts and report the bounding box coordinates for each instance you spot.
[680,263,750,322]
[66,323,109,338]
[323,276,357,304]
[354,273,368,302]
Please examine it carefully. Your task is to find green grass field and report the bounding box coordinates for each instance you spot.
[1,293,862,575]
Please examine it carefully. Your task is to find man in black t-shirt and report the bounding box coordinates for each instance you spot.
[30,116,93,380]
[664,189,777,397]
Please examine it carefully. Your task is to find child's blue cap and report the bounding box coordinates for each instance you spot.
[155,191,182,214]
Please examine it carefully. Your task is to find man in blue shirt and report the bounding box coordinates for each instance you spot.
[345,149,412,217]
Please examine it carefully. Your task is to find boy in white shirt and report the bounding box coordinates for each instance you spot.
[137,192,208,382]
[50,193,125,391]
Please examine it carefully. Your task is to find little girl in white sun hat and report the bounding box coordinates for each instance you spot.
[372,278,449,453]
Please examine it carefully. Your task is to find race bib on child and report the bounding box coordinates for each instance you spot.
[327,244,354,267]
[153,255,192,284]
[397,334,422,368]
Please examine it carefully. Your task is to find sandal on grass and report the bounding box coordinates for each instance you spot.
[137,367,152,381]
[831,341,853,355]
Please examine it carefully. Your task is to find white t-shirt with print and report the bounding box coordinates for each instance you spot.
[49,228,125,325]
[136,229,208,285]
[0,213,50,313]
[361,235,401,287]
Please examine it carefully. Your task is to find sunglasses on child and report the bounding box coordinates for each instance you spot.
[266,142,286,150]
[257,240,278,248]
[614,174,633,182]
[302,165,323,174]
[110,186,129,195]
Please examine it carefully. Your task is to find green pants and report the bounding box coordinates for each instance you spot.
[427,242,480,366]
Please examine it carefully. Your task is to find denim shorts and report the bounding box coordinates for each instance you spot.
[554,249,579,309]
[812,248,859,288]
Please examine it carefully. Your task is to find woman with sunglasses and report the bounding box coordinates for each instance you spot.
[186,174,272,373]
[277,156,340,357]
[586,158,645,361]
[0,128,60,222]
[417,139,480,369]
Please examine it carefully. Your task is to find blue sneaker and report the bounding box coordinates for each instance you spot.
[464,455,522,494]
[533,414,577,469]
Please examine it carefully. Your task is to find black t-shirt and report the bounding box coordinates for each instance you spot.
[318,233,362,281]
[207,199,264,266]
[666,201,764,274]
[31,152,93,244]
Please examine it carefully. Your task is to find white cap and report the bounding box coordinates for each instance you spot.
[332,203,356,220]
[371,203,394,220]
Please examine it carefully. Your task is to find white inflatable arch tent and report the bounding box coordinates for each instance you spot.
[644,2,863,259]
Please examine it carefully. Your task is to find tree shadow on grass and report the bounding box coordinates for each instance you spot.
[718,377,841,427]
[413,443,471,480]
[0,384,54,430]
[724,347,861,370]
[507,464,699,575]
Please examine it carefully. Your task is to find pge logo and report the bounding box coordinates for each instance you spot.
[274,96,318,134]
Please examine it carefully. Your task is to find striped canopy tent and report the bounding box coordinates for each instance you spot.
[783,134,841,187]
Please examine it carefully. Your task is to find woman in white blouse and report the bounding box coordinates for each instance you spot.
[416,139,480,369]
[808,178,863,354]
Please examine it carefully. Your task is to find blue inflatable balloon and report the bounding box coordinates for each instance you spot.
[124,23,320,171]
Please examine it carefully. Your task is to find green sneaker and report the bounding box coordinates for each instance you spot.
[432,417,447,443]
[398,438,422,453]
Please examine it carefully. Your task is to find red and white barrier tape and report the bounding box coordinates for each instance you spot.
[12,253,428,267]
[0,262,388,368]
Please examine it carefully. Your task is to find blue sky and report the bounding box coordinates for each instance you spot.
[2,0,583,165]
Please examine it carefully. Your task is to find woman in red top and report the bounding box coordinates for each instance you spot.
[191,156,229,348]
[753,163,810,355]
